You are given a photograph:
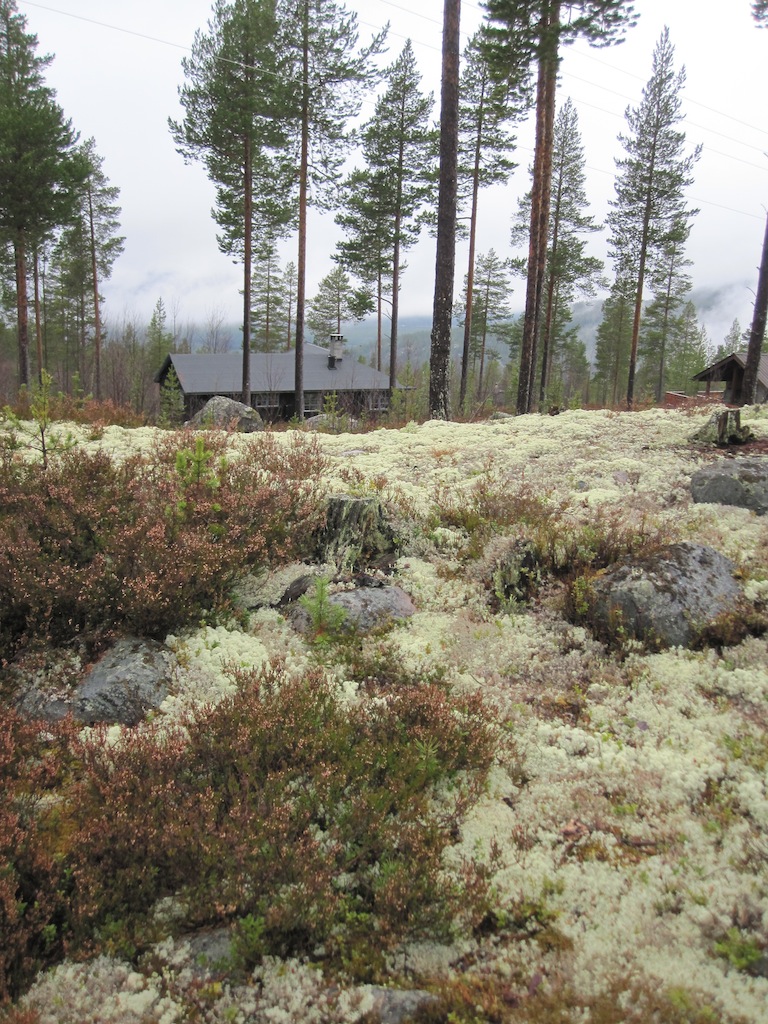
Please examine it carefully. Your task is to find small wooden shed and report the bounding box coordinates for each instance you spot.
[691,351,768,405]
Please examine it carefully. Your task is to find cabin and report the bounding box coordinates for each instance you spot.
[691,350,768,406]
[155,337,396,421]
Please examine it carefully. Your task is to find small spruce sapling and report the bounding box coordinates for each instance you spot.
[300,576,348,642]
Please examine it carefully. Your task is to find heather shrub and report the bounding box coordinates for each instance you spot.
[0,432,327,659]
[7,385,144,428]
[0,708,76,1002]
[50,662,497,977]
[433,470,672,608]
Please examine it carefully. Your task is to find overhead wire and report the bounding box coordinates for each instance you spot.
[16,0,767,224]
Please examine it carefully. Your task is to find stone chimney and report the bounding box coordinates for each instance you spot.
[328,333,344,369]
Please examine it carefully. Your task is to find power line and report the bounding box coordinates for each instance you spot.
[18,0,768,179]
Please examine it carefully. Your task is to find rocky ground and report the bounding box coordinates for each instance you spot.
[8,405,768,1024]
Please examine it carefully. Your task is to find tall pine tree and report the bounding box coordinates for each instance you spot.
[511,96,604,408]
[429,0,461,420]
[593,275,634,407]
[335,167,393,372]
[482,0,636,414]
[456,32,520,410]
[636,229,691,402]
[358,40,435,390]
[170,0,295,405]
[0,0,87,387]
[607,27,700,408]
[280,0,385,417]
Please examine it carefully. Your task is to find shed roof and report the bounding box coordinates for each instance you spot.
[692,350,768,388]
[156,345,394,395]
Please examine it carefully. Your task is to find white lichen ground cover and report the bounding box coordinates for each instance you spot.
[17,407,768,1023]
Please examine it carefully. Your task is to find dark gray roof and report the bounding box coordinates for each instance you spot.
[692,350,768,388]
[157,344,395,395]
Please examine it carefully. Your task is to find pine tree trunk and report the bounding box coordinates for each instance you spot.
[390,208,402,391]
[33,249,44,385]
[459,88,484,413]
[242,135,253,406]
[429,0,461,420]
[517,3,558,415]
[14,230,30,389]
[88,188,103,400]
[294,5,310,420]
[742,210,768,405]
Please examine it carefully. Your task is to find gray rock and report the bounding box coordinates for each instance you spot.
[691,457,768,516]
[304,412,358,432]
[588,542,741,649]
[325,583,415,632]
[189,396,263,432]
[74,638,171,725]
[290,582,415,636]
[367,986,438,1024]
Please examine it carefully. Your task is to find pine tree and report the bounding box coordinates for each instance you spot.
[429,0,461,420]
[147,298,174,373]
[713,318,745,363]
[666,300,710,393]
[456,32,520,410]
[455,249,513,401]
[636,230,691,402]
[306,266,373,341]
[593,275,634,407]
[335,167,393,372]
[280,0,385,417]
[358,40,436,391]
[170,0,295,405]
[607,27,700,408]
[482,1,636,414]
[0,0,88,387]
[251,240,286,353]
[281,260,297,351]
[511,96,604,408]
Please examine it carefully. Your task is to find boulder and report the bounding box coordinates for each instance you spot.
[189,396,263,432]
[587,542,741,649]
[304,412,357,432]
[289,580,415,636]
[74,638,172,725]
[691,457,768,516]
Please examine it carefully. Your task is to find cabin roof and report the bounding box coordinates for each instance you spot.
[692,350,768,388]
[155,345,395,394]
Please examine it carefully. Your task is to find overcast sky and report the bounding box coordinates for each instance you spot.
[16,0,768,347]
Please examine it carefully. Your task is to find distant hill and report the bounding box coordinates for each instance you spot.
[193,283,750,369]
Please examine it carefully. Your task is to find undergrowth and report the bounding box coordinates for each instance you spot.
[0,661,499,1001]
[0,431,327,662]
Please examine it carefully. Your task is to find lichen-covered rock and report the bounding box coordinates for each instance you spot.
[189,395,263,432]
[587,541,742,649]
[691,457,768,516]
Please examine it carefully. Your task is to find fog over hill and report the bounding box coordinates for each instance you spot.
[191,280,754,370]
